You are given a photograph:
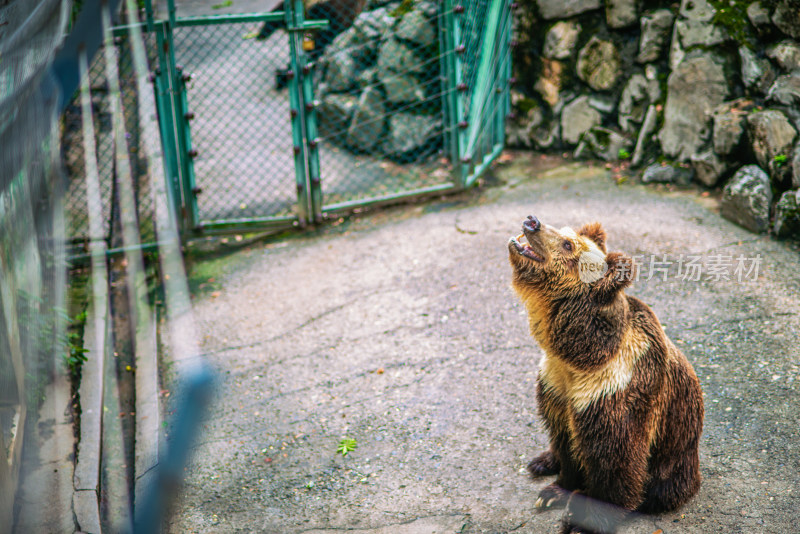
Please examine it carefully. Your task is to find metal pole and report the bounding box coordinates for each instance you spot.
[444,0,468,186]
[296,0,323,223]
[286,0,311,226]
[152,21,185,235]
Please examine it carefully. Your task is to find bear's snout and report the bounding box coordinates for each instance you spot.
[523,215,541,233]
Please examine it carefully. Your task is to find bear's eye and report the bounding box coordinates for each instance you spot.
[563,241,573,252]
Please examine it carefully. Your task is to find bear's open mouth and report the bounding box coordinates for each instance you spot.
[510,234,545,262]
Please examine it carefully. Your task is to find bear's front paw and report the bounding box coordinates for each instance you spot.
[604,252,635,284]
[527,450,560,478]
[534,482,570,510]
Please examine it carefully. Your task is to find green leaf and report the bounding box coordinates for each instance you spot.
[212,0,232,8]
[336,437,357,456]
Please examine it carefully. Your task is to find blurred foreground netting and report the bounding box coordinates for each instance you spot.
[0,0,70,528]
[1,1,213,532]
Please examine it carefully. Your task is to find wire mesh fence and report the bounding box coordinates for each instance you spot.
[62,33,157,252]
[312,0,455,209]
[59,0,510,241]
[147,0,511,233]
[173,21,300,223]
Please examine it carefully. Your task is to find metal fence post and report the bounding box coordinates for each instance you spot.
[163,0,200,232]
[152,21,185,234]
[285,0,311,227]
[443,0,469,187]
[173,64,200,232]
[295,1,323,224]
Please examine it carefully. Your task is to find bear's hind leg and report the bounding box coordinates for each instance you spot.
[638,450,701,514]
[528,450,560,478]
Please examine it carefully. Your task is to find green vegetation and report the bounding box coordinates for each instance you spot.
[390,0,415,18]
[618,148,631,161]
[774,153,788,166]
[516,97,538,116]
[212,0,233,8]
[336,437,357,456]
[708,0,753,47]
[65,310,89,379]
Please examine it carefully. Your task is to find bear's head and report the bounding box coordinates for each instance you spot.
[508,215,634,305]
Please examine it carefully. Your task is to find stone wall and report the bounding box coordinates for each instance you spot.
[508,0,800,240]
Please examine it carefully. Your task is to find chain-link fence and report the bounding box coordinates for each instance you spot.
[147,0,510,234]
[312,0,454,209]
[62,33,157,253]
[173,20,300,223]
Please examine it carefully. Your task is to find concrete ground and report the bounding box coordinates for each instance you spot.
[165,154,800,533]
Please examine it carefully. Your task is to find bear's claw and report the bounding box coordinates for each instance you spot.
[535,483,570,510]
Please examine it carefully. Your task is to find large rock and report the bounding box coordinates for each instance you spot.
[377,37,427,104]
[535,58,566,108]
[668,21,685,70]
[382,113,441,157]
[506,98,544,148]
[659,52,730,161]
[543,21,581,60]
[637,9,674,63]
[606,0,638,29]
[347,87,386,151]
[773,190,800,238]
[679,0,716,21]
[767,73,800,108]
[632,104,658,167]
[377,37,425,75]
[747,1,772,29]
[793,144,800,189]
[641,163,694,184]
[739,46,776,94]
[331,7,393,63]
[561,96,602,145]
[323,50,357,92]
[712,99,753,156]
[381,72,426,104]
[318,94,358,138]
[395,9,435,47]
[772,0,800,39]
[574,127,632,161]
[720,165,773,233]
[576,37,621,91]
[747,109,797,184]
[675,19,729,49]
[691,149,731,187]
[668,0,727,70]
[618,73,661,134]
[767,40,800,72]
[532,119,560,149]
[536,0,601,20]
[352,7,394,41]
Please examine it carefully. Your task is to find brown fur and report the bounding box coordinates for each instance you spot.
[508,218,703,534]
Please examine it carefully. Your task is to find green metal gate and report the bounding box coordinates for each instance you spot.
[145,0,510,237]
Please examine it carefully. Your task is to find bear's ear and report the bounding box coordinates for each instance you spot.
[578,221,607,253]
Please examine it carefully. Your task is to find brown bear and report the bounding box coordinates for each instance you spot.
[508,215,704,534]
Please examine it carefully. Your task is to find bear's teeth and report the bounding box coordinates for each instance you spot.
[517,233,527,245]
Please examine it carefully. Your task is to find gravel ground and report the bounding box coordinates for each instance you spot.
[165,153,800,534]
